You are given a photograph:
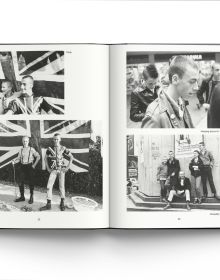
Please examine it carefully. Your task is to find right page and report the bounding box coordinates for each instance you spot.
[110,44,220,228]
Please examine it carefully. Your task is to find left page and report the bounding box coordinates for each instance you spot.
[0,44,109,228]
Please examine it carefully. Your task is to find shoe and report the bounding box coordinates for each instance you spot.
[28,194,33,204]
[162,198,168,203]
[193,198,198,204]
[198,198,202,204]
[202,196,207,202]
[186,202,191,211]
[60,198,65,211]
[39,200,51,211]
[14,185,25,202]
[163,203,171,210]
[14,196,25,202]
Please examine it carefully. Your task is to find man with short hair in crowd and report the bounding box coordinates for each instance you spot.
[5,75,53,115]
[130,64,160,122]
[199,142,220,200]
[141,55,199,128]
[163,171,191,211]
[197,62,220,111]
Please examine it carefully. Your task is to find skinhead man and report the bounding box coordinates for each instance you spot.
[141,55,200,128]
[5,75,53,115]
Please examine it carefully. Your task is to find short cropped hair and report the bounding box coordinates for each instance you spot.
[54,133,61,137]
[143,64,159,80]
[199,142,205,146]
[193,149,200,154]
[22,75,34,82]
[168,55,199,82]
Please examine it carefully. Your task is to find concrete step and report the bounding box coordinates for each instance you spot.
[134,190,220,204]
[129,192,220,211]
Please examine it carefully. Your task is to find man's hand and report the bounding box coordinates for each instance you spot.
[171,172,175,176]
[203,103,210,111]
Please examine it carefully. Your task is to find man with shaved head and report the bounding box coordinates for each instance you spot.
[5,75,53,115]
[141,55,199,128]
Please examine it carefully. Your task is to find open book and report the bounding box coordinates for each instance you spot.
[0,43,220,229]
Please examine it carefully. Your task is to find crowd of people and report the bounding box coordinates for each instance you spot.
[157,142,220,211]
[0,75,55,115]
[129,56,220,128]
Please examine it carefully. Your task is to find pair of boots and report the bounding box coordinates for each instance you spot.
[14,185,34,204]
[39,198,65,211]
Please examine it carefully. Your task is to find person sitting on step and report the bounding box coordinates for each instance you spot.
[163,171,191,211]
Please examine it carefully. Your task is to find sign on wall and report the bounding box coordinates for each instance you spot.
[175,134,203,158]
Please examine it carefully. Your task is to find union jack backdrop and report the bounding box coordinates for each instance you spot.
[0,120,90,173]
[0,51,64,114]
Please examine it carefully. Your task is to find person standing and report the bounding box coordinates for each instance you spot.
[12,136,40,204]
[130,64,160,122]
[199,142,220,200]
[141,56,199,128]
[167,151,180,190]
[197,62,220,110]
[5,75,53,115]
[189,150,203,204]
[40,133,73,211]
[157,156,168,202]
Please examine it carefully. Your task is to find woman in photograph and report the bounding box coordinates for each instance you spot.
[189,150,203,204]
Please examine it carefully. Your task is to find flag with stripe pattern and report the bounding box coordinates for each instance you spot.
[0,120,90,173]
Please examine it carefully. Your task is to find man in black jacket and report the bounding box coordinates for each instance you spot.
[207,84,220,128]
[130,64,160,122]
[167,151,180,190]
[197,62,220,110]
[163,171,191,210]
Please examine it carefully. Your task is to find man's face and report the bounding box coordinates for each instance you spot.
[173,66,199,100]
[53,135,61,147]
[179,171,185,179]
[22,137,29,147]
[1,83,12,94]
[169,152,174,159]
[212,64,220,81]
[193,151,199,158]
[143,77,158,91]
[21,78,33,96]
[199,144,205,151]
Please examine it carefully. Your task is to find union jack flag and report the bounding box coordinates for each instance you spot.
[0,51,64,114]
[0,120,90,173]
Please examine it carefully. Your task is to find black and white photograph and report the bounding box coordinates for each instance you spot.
[0,120,102,212]
[127,51,220,128]
[0,51,64,115]
[127,134,220,211]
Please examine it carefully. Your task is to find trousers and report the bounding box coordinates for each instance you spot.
[46,170,65,200]
[201,166,216,196]
[191,176,202,199]
[168,189,190,202]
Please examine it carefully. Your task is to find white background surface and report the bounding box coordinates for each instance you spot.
[1,1,220,280]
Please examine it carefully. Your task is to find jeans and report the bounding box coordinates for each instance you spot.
[201,166,216,196]
[160,180,167,198]
[46,169,65,200]
[191,176,202,199]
